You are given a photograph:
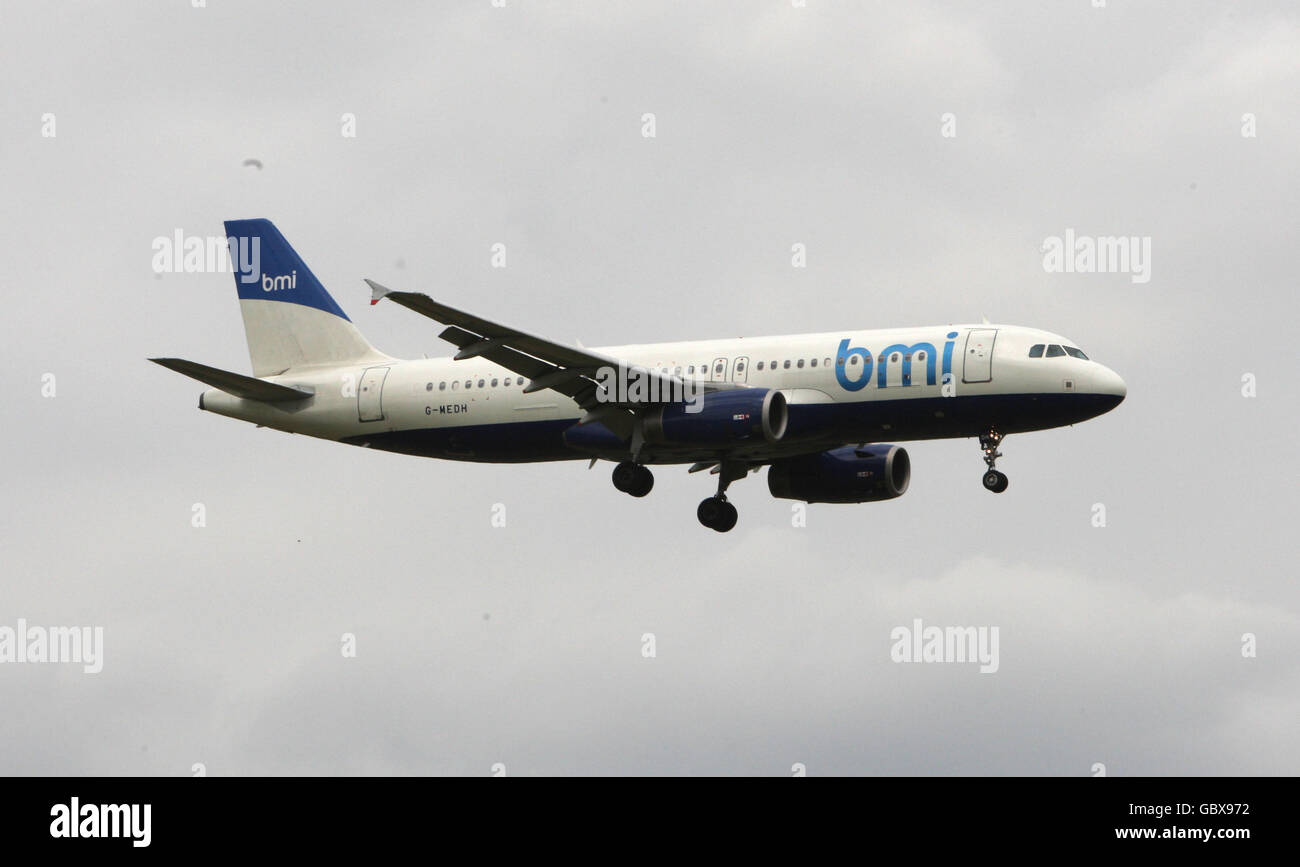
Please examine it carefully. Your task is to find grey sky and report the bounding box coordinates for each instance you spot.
[1,1,1296,775]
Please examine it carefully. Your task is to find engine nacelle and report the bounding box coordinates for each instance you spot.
[767,444,910,504]
[644,388,787,446]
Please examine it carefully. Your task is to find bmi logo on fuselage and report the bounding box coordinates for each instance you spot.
[834,331,960,392]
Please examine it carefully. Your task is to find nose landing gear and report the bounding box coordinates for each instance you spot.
[979,430,1009,493]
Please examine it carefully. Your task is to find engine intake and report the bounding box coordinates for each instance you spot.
[767,444,910,504]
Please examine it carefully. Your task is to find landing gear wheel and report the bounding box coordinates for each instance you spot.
[612,461,636,492]
[695,461,748,532]
[982,470,1008,493]
[697,497,723,527]
[612,461,654,497]
[977,430,1009,494]
[713,501,738,532]
[697,497,738,532]
[628,467,654,497]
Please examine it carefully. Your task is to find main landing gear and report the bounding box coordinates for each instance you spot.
[612,458,746,532]
[979,429,1009,493]
[612,461,654,497]
[697,497,738,533]
[697,461,747,533]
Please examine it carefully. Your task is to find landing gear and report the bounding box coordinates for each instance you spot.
[612,461,654,497]
[697,496,738,532]
[982,470,1008,493]
[979,430,1009,493]
[696,460,748,532]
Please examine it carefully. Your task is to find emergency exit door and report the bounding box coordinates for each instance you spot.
[358,366,389,422]
[962,329,997,383]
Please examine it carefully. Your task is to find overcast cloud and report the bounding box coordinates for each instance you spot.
[1,0,1296,775]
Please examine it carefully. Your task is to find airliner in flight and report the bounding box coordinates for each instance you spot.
[152,219,1126,532]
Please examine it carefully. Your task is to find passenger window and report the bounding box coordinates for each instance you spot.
[796,359,804,368]
[769,360,777,369]
[1045,345,1065,358]
[503,377,511,386]
[736,361,745,373]
[426,382,433,391]
[1028,344,1044,358]
[451,381,459,390]
[757,361,764,371]
[837,356,845,365]
[478,379,485,388]
[465,380,473,389]
[810,358,817,367]
[1064,346,1089,360]
[849,356,858,365]
[824,357,831,367]
[439,382,447,391]
[491,378,498,387]
[783,360,791,369]
[674,366,682,375]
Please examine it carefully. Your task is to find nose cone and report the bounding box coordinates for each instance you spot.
[1091,366,1126,413]
[1097,365,1126,397]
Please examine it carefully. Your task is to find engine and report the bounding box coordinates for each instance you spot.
[767,444,910,504]
[644,388,788,446]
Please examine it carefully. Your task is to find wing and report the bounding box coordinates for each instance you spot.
[366,280,733,438]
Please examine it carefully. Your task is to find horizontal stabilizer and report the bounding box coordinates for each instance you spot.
[149,358,313,402]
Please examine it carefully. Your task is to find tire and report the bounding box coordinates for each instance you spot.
[697,497,723,528]
[712,501,738,533]
[629,467,654,497]
[612,462,638,493]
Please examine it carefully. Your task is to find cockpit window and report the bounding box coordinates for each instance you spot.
[1045,344,1066,358]
[1028,344,1044,358]
[1064,346,1089,360]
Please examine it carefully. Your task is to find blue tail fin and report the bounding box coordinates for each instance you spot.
[224,218,351,321]
[222,219,386,375]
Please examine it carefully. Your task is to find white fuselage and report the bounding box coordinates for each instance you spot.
[199,323,1126,465]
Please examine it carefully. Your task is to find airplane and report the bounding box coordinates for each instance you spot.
[152,219,1126,532]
